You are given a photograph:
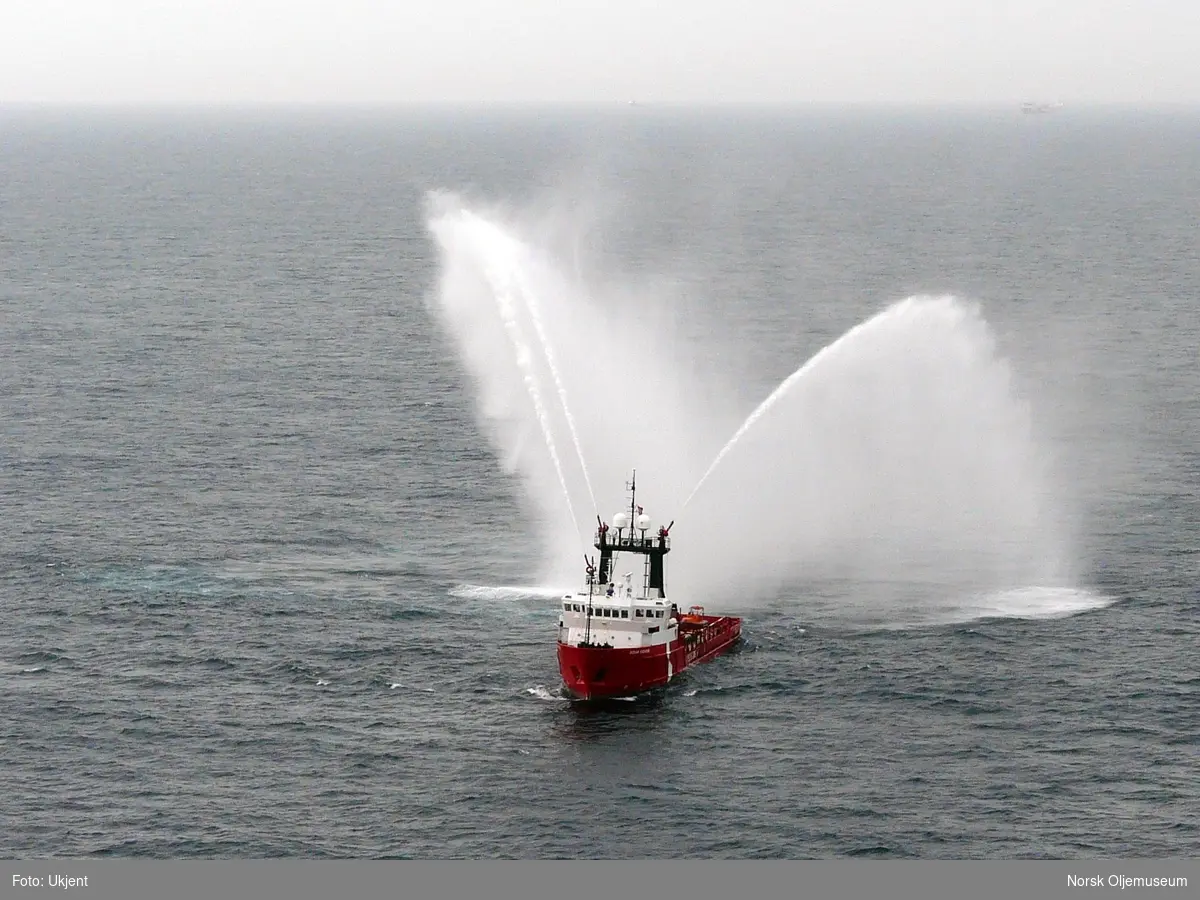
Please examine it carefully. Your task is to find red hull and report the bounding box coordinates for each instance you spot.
[557,614,742,699]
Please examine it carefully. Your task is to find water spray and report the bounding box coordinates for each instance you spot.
[427,198,1090,621]
[511,260,598,515]
[682,301,927,510]
[481,256,581,541]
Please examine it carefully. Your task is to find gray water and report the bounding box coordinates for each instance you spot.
[1,106,1197,858]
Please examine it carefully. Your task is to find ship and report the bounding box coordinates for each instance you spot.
[556,472,742,699]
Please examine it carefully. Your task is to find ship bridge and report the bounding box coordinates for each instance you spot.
[558,577,675,650]
[560,470,679,649]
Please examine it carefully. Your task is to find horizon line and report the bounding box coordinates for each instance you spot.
[3,99,1199,113]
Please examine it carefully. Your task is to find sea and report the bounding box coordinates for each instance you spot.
[1,105,1197,858]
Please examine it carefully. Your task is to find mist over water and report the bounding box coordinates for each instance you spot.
[427,193,1101,624]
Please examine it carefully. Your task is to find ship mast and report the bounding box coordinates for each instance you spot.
[584,562,593,645]
[628,469,637,531]
[583,471,672,629]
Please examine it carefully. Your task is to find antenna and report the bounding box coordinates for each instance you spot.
[628,469,637,541]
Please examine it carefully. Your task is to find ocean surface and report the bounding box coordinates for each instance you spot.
[1,106,1197,858]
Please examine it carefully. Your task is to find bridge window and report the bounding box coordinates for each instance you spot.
[563,603,570,611]
[635,609,643,617]
[620,610,628,619]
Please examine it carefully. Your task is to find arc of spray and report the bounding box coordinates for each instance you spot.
[484,260,582,543]
[682,305,901,510]
[511,259,598,516]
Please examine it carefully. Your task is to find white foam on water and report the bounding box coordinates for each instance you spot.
[389,682,437,694]
[524,685,568,702]
[813,583,1118,630]
[450,584,570,602]
[959,586,1115,622]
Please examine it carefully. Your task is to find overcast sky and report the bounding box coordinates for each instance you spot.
[3,0,1198,104]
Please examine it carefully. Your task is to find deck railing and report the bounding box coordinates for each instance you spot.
[594,531,670,551]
